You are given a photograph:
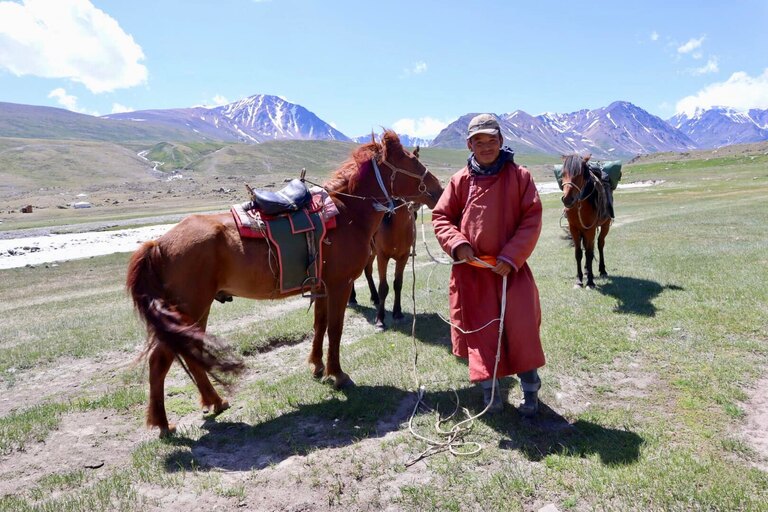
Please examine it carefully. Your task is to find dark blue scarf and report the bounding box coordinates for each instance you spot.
[468,147,516,176]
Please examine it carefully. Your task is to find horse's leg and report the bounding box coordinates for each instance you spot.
[147,340,176,437]
[571,229,584,287]
[181,356,230,414]
[391,254,408,323]
[373,255,390,331]
[597,222,610,277]
[178,311,229,415]
[365,253,379,305]
[325,282,354,389]
[308,295,328,379]
[584,229,597,289]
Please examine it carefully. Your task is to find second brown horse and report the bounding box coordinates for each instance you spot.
[349,200,417,331]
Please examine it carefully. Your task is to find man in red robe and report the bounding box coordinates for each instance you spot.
[432,114,545,416]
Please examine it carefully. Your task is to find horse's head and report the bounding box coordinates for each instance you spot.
[561,154,590,209]
[377,130,443,209]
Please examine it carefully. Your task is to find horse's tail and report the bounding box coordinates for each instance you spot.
[126,241,245,381]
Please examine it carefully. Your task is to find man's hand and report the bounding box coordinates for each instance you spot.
[454,244,475,262]
[492,260,513,276]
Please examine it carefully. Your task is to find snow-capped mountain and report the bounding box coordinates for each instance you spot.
[4,97,767,155]
[105,94,350,143]
[352,133,432,148]
[432,102,697,156]
[669,107,768,148]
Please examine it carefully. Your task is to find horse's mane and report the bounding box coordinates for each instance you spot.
[562,154,585,179]
[324,130,405,195]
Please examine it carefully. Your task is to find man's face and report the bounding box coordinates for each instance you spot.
[467,133,502,167]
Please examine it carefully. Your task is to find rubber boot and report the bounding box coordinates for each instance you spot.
[479,379,503,414]
[518,379,540,418]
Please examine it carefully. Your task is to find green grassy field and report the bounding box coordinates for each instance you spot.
[0,148,767,510]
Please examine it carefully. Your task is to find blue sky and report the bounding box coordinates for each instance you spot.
[1,0,767,138]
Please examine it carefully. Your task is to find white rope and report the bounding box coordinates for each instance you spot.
[404,206,507,466]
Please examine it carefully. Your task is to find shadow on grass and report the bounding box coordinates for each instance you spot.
[347,301,451,348]
[598,275,684,317]
[159,383,415,473]
[424,383,643,467]
[158,379,642,473]
[497,403,644,466]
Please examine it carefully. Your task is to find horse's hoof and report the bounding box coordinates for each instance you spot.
[573,284,582,289]
[586,284,596,290]
[159,423,177,438]
[213,400,230,414]
[333,375,355,390]
[374,323,386,332]
[311,364,325,379]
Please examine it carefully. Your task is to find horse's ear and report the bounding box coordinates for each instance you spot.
[413,145,420,159]
[561,154,567,162]
[381,129,404,156]
[370,131,376,144]
[584,153,592,162]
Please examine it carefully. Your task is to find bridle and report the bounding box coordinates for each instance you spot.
[378,157,429,195]
[371,154,430,212]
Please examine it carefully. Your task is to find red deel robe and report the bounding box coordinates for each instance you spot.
[432,161,545,382]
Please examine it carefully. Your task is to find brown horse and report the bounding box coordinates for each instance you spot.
[561,154,611,288]
[126,130,443,436]
[348,199,417,331]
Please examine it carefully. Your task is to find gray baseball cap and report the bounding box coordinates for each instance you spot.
[467,113,500,139]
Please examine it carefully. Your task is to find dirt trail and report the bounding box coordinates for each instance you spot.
[742,375,768,472]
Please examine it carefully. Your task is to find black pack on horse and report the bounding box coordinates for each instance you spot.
[560,154,614,288]
[126,131,443,436]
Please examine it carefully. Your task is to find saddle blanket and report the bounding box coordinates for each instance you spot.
[230,188,339,294]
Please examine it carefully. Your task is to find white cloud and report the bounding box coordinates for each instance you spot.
[402,61,428,76]
[690,57,719,75]
[677,36,705,54]
[391,117,448,138]
[211,95,230,106]
[650,31,659,42]
[0,0,147,93]
[48,87,78,111]
[676,68,768,115]
[47,87,98,115]
[111,103,132,114]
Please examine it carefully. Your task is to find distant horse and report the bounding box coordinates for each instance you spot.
[126,131,443,436]
[348,199,417,331]
[561,154,612,288]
